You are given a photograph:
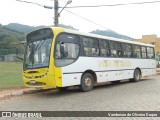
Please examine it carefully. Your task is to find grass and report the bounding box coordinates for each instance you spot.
[0,62,24,90]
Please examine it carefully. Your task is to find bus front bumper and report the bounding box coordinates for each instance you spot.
[23,74,56,89]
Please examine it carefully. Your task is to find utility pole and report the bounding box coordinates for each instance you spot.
[16,0,72,26]
[54,0,59,27]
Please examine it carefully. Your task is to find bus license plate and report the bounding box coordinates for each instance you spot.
[30,80,36,84]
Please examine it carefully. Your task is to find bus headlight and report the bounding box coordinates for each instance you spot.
[24,76,32,79]
[24,73,47,79]
[35,73,47,78]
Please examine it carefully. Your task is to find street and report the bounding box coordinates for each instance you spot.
[0,74,160,119]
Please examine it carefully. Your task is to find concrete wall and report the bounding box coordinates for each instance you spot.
[4,54,23,62]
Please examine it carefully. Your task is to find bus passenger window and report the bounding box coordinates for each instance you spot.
[147,47,155,59]
[55,33,80,67]
[133,45,141,58]
[141,46,147,59]
[99,40,110,57]
[111,50,117,57]
[55,42,79,59]
[123,44,133,58]
[110,41,122,57]
[82,37,99,57]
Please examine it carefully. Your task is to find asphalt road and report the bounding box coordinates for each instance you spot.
[0,74,160,119]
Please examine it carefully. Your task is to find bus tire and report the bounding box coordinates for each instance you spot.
[80,73,94,92]
[130,69,141,82]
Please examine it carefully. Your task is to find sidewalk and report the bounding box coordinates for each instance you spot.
[0,87,56,100]
[0,88,33,99]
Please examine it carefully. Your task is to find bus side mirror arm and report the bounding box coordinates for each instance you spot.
[16,56,23,60]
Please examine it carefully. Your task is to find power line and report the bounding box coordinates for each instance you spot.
[16,0,44,7]
[16,0,54,9]
[60,0,160,8]
[64,9,110,30]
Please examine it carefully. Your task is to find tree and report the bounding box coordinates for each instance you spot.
[0,36,18,48]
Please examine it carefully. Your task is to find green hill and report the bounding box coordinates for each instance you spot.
[4,23,45,34]
[0,24,25,49]
[0,23,79,49]
[90,29,133,40]
[4,23,78,34]
[4,23,133,40]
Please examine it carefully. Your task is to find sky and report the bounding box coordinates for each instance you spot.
[0,0,160,39]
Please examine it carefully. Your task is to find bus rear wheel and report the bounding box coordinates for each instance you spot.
[80,73,94,92]
[130,69,141,82]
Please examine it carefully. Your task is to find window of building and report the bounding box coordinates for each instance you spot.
[82,37,99,57]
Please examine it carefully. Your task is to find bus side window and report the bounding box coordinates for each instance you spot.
[123,43,133,58]
[133,45,141,58]
[82,37,99,57]
[99,39,110,57]
[147,47,155,59]
[141,46,147,59]
[110,41,122,57]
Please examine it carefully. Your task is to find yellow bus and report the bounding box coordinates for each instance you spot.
[23,27,156,92]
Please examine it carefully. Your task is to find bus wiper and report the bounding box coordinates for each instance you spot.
[28,42,34,68]
[27,39,46,68]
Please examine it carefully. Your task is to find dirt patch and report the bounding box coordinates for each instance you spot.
[0,88,33,97]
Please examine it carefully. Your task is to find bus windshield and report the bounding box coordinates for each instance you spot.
[24,28,53,69]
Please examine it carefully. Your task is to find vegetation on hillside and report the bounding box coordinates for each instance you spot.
[0,24,24,49]
[90,29,133,40]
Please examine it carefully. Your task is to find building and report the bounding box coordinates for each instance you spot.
[136,35,160,54]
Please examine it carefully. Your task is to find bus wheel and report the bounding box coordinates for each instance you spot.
[111,80,120,84]
[80,73,94,92]
[130,69,141,82]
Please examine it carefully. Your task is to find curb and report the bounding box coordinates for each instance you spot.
[0,88,57,100]
[12,91,24,96]
[0,89,29,100]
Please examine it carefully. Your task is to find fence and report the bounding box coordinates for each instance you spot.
[0,48,22,62]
